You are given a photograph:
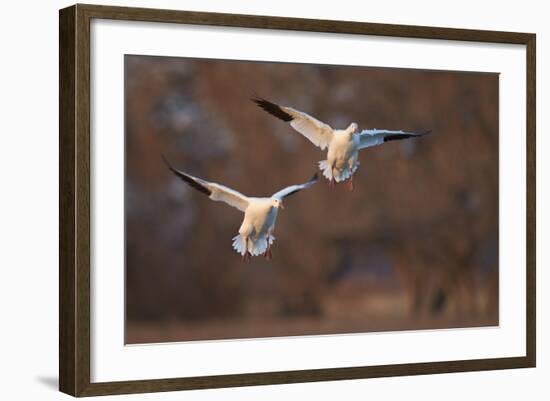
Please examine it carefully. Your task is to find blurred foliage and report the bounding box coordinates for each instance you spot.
[124,55,498,343]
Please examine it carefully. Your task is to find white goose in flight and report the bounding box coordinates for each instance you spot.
[253,97,430,191]
[163,157,318,260]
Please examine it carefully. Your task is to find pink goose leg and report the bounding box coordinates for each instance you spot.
[347,174,355,191]
[242,237,251,262]
[263,241,273,260]
[329,164,337,189]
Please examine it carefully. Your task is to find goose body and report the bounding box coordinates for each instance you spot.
[321,127,361,183]
[232,198,279,257]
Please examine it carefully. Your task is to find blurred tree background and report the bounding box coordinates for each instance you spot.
[125,55,498,343]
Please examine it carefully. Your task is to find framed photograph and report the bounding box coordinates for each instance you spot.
[59,3,536,397]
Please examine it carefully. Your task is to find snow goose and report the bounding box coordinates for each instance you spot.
[253,97,430,191]
[163,156,318,260]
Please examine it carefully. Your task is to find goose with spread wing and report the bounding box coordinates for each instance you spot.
[253,97,430,191]
[163,157,318,260]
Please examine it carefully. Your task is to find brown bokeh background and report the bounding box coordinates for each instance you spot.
[125,55,499,344]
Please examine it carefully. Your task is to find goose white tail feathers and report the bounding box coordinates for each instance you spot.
[232,234,275,256]
[318,160,359,182]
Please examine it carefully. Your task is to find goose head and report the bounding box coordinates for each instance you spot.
[270,198,284,210]
[348,122,359,135]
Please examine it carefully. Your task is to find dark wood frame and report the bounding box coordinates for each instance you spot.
[59,3,536,397]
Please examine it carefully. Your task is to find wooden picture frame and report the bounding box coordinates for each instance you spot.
[59,3,536,397]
